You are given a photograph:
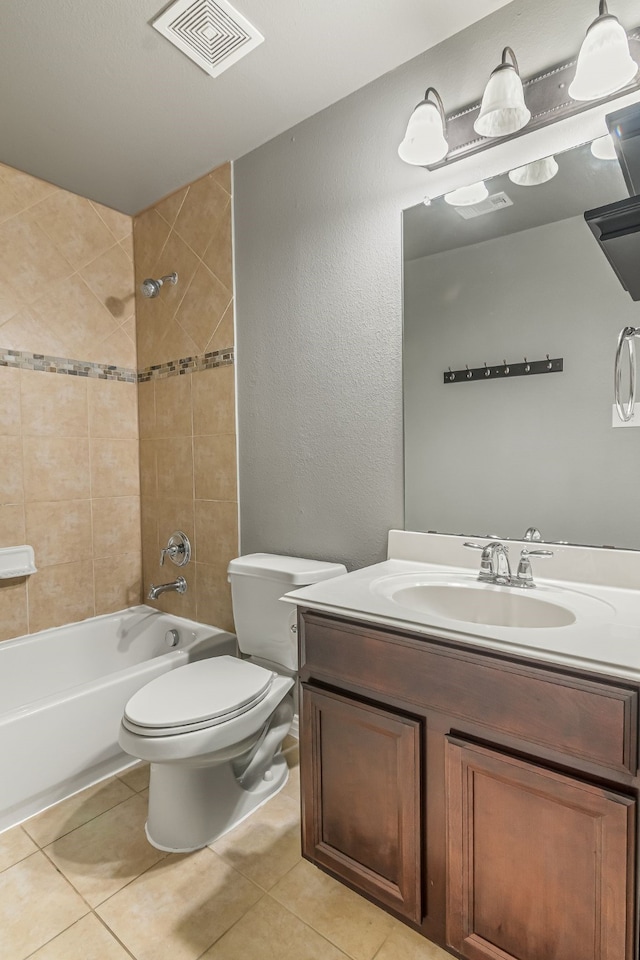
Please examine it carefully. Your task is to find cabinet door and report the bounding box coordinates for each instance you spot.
[301,684,423,922]
[446,737,635,960]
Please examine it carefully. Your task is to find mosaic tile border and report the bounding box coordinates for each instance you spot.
[0,349,136,382]
[137,346,235,382]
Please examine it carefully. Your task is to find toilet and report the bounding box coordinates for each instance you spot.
[118,553,346,852]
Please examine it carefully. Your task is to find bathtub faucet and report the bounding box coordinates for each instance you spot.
[148,576,187,601]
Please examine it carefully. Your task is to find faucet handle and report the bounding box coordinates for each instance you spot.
[517,548,553,587]
[463,541,485,550]
[523,527,543,541]
[464,541,494,576]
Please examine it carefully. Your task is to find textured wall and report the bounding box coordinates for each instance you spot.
[134,164,237,631]
[0,163,140,641]
[234,0,640,570]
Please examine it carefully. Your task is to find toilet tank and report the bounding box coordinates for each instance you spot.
[227,554,347,671]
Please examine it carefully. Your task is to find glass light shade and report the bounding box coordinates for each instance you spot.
[398,100,448,166]
[474,65,531,137]
[508,155,559,186]
[444,181,489,206]
[590,134,619,159]
[569,14,638,101]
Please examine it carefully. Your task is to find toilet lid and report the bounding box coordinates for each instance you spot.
[124,656,275,732]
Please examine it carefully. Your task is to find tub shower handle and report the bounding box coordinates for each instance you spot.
[160,531,191,567]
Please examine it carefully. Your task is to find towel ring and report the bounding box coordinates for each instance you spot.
[615,326,640,422]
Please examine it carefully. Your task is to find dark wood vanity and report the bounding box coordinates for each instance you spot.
[298,608,640,960]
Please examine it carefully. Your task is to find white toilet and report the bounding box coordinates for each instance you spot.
[119,553,346,852]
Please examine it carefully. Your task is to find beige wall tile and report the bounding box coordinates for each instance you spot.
[156,498,195,559]
[32,190,116,270]
[0,367,21,436]
[28,914,133,960]
[136,296,171,369]
[92,496,141,559]
[210,162,232,196]
[137,380,156,438]
[0,276,24,326]
[194,434,237,501]
[0,578,28,641]
[80,244,135,321]
[94,553,142,615]
[23,437,90,501]
[96,846,261,960]
[139,439,157,498]
[88,379,138,439]
[205,301,234,353]
[0,502,26,546]
[29,274,118,362]
[26,499,93,567]
[2,436,24,503]
[192,365,235,436]
[155,317,199,369]
[119,233,134,263]
[89,201,133,243]
[202,202,232,291]
[133,208,171,280]
[91,439,139,498]
[21,370,88,437]
[154,372,192,438]
[156,436,194,500]
[0,215,74,303]
[0,164,57,214]
[0,306,62,356]
[174,172,229,257]
[154,186,188,227]
[152,229,200,315]
[0,851,88,959]
[195,560,234,632]
[99,326,137,369]
[194,499,238,565]
[27,560,94,633]
[175,263,232,352]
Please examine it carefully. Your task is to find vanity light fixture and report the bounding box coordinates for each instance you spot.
[474,47,531,138]
[398,87,448,166]
[444,181,489,206]
[508,155,559,186]
[569,1,638,101]
[590,133,618,158]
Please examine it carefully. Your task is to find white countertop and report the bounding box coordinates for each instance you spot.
[283,532,640,682]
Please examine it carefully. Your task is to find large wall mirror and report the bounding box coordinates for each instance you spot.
[403,141,640,549]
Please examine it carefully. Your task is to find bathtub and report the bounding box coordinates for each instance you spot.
[0,605,236,834]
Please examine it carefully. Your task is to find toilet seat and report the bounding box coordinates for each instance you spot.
[122,656,275,737]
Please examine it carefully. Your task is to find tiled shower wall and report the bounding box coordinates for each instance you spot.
[0,162,141,641]
[134,163,237,632]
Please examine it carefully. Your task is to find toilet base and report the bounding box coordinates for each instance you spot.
[145,752,290,853]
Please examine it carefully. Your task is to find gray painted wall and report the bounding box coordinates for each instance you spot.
[234,0,639,570]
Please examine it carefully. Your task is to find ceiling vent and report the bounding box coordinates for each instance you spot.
[453,192,514,220]
[152,0,264,78]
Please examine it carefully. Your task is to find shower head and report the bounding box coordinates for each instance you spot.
[140,272,178,298]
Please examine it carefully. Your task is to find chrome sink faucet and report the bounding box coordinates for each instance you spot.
[464,541,553,588]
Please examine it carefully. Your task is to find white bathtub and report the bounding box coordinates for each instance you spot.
[0,605,236,834]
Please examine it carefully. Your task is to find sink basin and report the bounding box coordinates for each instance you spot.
[387,582,575,628]
[370,573,614,630]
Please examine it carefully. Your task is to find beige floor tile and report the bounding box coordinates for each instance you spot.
[271,859,395,960]
[27,913,132,960]
[0,851,88,960]
[118,762,150,793]
[374,921,457,960]
[280,758,301,802]
[44,793,165,907]
[210,790,301,891]
[97,846,262,960]
[23,776,135,848]
[0,825,38,873]
[201,894,350,960]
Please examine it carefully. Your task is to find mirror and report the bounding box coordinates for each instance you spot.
[403,141,640,549]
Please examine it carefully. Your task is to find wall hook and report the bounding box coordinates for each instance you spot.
[466,365,472,380]
[524,357,531,372]
[443,356,563,384]
[503,359,510,375]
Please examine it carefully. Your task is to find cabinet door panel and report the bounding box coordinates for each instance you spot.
[446,737,635,960]
[301,685,423,922]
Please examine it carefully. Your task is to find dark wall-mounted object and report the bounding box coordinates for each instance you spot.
[585,194,640,301]
[443,357,563,384]
[607,103,640,197]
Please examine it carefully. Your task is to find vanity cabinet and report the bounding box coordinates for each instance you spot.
[298,609,639,960]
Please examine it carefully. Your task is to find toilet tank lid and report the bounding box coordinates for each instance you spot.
[227,553,347,585]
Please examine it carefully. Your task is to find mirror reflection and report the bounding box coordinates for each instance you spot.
[403,141,640,549]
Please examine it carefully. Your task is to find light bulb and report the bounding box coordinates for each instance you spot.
[569,4,638,101]
[474,47,531,138]
[398,89,448,166]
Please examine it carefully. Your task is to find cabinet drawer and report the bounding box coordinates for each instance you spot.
[300,612,639,776]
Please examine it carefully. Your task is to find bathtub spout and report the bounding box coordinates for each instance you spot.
[148,577,187,601]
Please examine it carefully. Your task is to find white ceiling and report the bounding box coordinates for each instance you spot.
[0,0,513,213]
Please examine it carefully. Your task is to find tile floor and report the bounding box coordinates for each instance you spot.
[0,739,453,960]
